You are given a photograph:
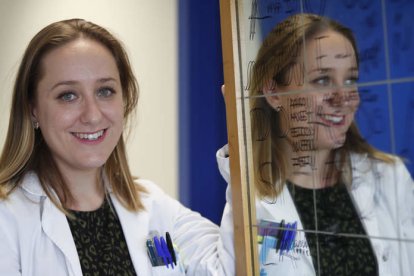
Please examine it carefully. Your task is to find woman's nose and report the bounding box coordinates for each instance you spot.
[80,97,103,124]
[325,86,349,107]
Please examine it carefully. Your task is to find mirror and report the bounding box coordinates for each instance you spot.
[220,0,414,275]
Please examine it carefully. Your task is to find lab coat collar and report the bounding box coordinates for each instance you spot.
[41,196,83,276]
[19,172,82,276]
[20,172,46,198]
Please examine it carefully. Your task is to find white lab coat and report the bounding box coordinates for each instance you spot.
[0,172,230,276]
[217,145,414,276]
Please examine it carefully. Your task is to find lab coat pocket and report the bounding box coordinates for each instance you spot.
[151,265,185,276]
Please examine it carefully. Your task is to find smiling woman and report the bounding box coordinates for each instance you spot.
[0,19,229,276]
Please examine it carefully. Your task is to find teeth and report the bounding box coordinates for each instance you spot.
[322,114,343,123]
[75,130,104,140]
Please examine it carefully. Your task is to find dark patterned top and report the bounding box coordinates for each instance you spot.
[287,181,378,276]
[67,198,137,276]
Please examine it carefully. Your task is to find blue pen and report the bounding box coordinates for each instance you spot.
[275,219,285,253]
[288,222,298,251]
[279,223,291,255]
[160,236,173,268]
[283,222,297,253]
[153,236,168,267]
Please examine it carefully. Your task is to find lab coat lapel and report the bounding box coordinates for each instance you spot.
[41,197,82,276]
[110,193,153,275]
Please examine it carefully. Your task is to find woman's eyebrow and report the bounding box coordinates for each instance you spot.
[307,67,332,74]
[49,77,118,91]
[335,53,352,59]
[50,80,78,91]
[97,77,118,84]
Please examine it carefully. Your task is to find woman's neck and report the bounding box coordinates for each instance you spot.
[58,167,105,211]
[288,148,339,189]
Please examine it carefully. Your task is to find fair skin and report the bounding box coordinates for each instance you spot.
[32,38,124,210]
[264,30,360,188]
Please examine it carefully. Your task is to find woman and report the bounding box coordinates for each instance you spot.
[218,13,414,275]
[0,19,229,276]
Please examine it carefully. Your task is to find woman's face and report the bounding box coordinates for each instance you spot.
[32,38,124,175]
[271,30,360,151]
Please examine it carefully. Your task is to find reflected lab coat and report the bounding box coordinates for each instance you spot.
[217,145,414,276]
[0,172,230,276]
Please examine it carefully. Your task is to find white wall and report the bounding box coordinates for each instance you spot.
[0,0,178,197]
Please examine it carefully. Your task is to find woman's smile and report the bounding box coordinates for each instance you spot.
[72,129,107,143]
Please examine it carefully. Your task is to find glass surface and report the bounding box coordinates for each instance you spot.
[233,0,414,274]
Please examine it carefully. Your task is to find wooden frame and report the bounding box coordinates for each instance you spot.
[219,0,259,275]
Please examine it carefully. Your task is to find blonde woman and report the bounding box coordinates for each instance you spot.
[0,19,229,276]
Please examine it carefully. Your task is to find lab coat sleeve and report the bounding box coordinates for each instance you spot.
[219,198,236,276]
[216,145,236,275]
[0,201,22,275]
[172,201,233,276]
[141,180,233,276]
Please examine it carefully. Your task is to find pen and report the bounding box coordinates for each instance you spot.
[279,223,290,255]
[146,239,158,266]
[275,219,285,253]
[153,236,168,267]
[160,236,173,268]
[166,232,177,265]
[289,222,298,251]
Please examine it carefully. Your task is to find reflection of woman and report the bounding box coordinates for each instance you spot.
[218,13,414,275]
[0,19,227,276]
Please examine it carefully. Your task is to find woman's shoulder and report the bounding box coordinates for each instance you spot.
[0,173,44,232]
[350,151,412,189]
[135,178,170,200]
[134,178,182,210]
[1,172,44,203]
[350,151,406,170]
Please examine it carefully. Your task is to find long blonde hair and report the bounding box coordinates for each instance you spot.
[250,14,394,198]
[0,19,145,211]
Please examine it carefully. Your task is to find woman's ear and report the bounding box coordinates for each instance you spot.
[262,79,282,110]
[30,102,39,126]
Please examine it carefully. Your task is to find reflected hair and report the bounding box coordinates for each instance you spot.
[250,13,394,199]
[0,18,145,212]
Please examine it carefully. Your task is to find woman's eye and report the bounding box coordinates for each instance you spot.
[311,76,331,87]
[58,92,77,102]
[97,87,115,98]
[344,77,358,86]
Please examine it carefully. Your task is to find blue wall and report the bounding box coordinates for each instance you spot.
[178,0,227,224]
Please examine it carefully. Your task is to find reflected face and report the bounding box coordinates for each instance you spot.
[277,30,360,151]
[33,38,124,174]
